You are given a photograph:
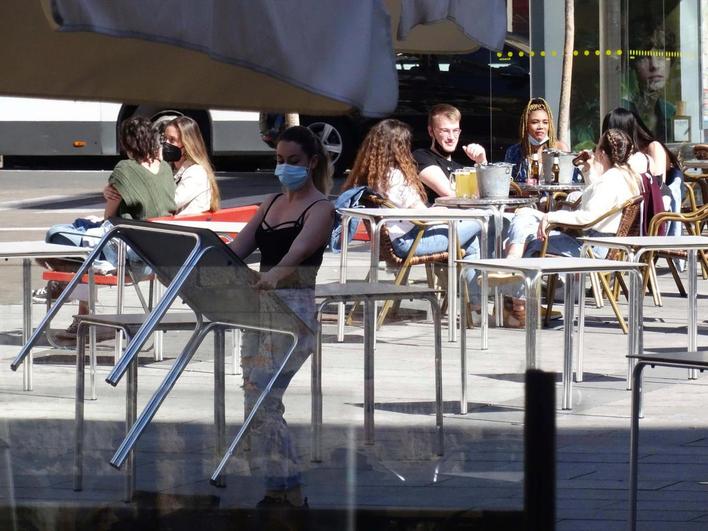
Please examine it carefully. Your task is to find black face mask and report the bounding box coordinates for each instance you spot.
[162,142,182,162]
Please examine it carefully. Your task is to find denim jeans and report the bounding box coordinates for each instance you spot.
[241,288,315,491]
[391,219,485,304]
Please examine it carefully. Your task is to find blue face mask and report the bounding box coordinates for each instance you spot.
[274,163,310,190]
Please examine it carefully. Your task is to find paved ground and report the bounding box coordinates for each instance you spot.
[0,171,706,530]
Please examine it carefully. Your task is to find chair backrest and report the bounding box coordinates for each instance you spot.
[358,192,448,268]
[605,195,643,260]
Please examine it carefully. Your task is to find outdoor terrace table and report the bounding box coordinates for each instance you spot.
[457,257,645,411]
[627,349,708,531]
[2,241,91,391]
[518,182,585,211]
[436,196,537,327]
[312,282,443,462]
[337,207,490,342]
[580,235,708,380]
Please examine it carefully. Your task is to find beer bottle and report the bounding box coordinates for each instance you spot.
[551,155,560,184]
[529,153,540,185]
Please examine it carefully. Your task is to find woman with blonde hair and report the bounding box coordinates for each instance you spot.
[103,115,221,215]
[342,119,487,319]
[504,97,569,182]
[162,115,220,214]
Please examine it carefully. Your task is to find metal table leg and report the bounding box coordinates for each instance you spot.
[337,215,350,343]
[562,273,576,410]
[312,301,327,462]
[628,361,646,531]
[524,273,542,369]
[213,327,226,488]
[576,273,586,382]
[124,355,137,501]
[448,220,458,342]
[688,249,698,379]
[426,294,444,456]
[22,258,32,391]
[459,275,468,415]
[73,322,88,491]
[364,297,375,445]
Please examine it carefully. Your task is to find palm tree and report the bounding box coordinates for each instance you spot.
[557,0,574,147]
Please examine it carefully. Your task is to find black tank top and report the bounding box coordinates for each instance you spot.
[255,194,330,288]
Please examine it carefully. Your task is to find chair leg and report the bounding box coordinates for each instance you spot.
[667,258,687,298]
[377,262,411,328]
[544,274,557,327]
[390,266,412,317]
[597,270,628,334]
[615,272,629,301]
[589,272,604,308]
[346,271,370,325]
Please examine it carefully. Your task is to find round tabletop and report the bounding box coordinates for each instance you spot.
[519,183,585,192]
[435,196,537,208]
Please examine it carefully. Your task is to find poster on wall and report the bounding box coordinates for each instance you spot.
[621,0,681,143]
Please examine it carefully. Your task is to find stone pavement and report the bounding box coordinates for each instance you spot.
[0,229,706,529]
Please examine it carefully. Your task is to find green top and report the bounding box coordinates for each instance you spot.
[108,159,176,219]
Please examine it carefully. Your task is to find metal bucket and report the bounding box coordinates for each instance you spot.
[477,163,513,198]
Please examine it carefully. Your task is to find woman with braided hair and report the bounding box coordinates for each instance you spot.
[504,97,570,182]
[342,118,487,320]
[498,128,642,327]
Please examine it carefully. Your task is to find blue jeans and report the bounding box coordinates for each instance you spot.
[391,219,485,304]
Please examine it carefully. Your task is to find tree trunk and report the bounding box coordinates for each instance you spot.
[558,0,574,148]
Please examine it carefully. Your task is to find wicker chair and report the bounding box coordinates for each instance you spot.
[348,192,458,328]
[640,204,708,306]
[540,195,643,334]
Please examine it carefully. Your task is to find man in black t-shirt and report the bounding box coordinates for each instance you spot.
[413,103,487,204]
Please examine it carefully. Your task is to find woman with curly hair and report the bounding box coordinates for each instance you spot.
[504,97,569,182]
[342,119,486,315]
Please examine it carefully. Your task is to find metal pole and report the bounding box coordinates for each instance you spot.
[525,273,542,369]
[459,267,468,415]
[448,220,458,342]
[426,294,444,456]
[562,273,576,410]
[213,327,226,488]
[115,241,127,363]
[124,355,137,501]
[688,249,698,379]
[73,322,87,491]
[88,268,97,401]
[364,297,375,445]
[22,258,32,391]
[628,362,645,531]
[312,301,328,462]
[337,214,351,343]
[576,272,586,382]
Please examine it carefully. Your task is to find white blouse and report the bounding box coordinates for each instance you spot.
[173,163,212,215]
[376,168,426,239]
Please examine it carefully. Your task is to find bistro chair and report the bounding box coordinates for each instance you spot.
[346,192,461,328]
[541,195,643,333]
[640,204,708,307]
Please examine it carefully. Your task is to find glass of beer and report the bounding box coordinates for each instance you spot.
[455,169,470,198]
[464,166,479,199]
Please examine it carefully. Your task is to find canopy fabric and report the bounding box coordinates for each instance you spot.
[389,0,507,53]
[0,0,507,115]
[0,1,396,117]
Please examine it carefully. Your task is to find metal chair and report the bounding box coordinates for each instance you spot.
[347,192,460,328]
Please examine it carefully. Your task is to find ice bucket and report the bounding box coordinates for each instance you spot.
[477,163,513,198]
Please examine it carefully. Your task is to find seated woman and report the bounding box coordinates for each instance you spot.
[504,97,569,182]
[501,128,642,327]
[341,118,487,321]
[104,115,221,216]
[39,116,176,339]
[601,107,682,237]
[229,126,334,508]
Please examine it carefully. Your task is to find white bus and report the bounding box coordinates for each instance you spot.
[0,97,272,164]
